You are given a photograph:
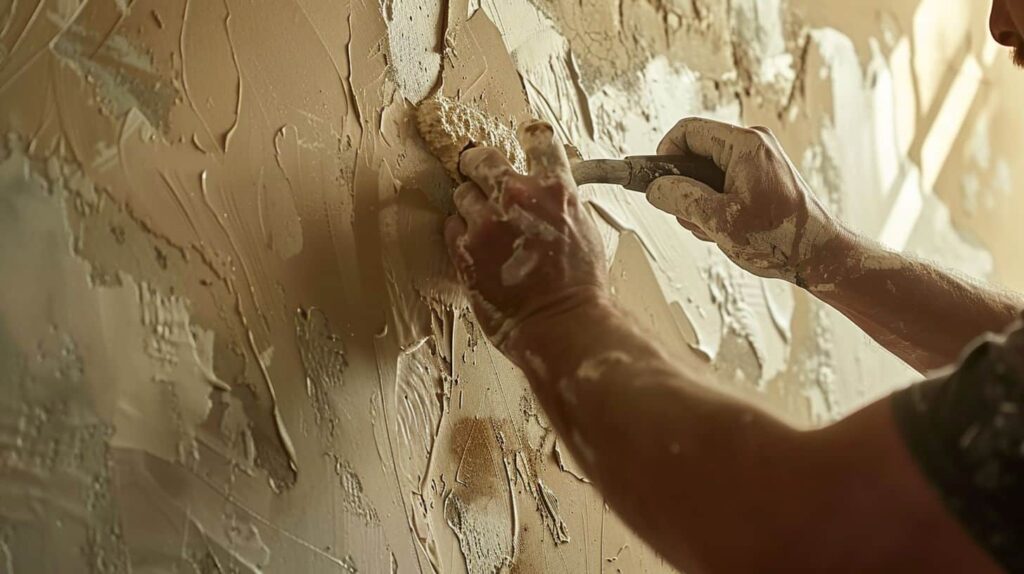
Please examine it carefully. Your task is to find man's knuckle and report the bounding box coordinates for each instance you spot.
[471,147,500,164]
[673,116,701,132]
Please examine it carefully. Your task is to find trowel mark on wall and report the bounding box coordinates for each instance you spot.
[508,448,573,547]
[391,336,453,570]
[332,457,380,525]
[296,307,347,437]
[0,145,226,471]
[2,0,1006,571]
[395,337,452,485]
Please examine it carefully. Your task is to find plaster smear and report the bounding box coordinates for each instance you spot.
[729,0,797,100]
[0,0,1007,571]
[385,0,444,103]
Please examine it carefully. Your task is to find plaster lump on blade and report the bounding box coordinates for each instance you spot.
[416,95,527,180]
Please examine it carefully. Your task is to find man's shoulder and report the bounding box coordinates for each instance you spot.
[892,318,1024,573]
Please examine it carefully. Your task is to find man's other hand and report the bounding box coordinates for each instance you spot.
[444,120,608,349]
[648,117,845,286]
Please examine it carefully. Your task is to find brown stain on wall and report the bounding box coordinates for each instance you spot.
[450,416,505,503]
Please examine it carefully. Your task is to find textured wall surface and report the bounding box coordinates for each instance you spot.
[0,0,1019,572]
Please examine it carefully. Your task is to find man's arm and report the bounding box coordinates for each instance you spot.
[506,291,1002,574]
[803,230,1023,371]
[647,118,1024,372]
[443,120,1001,573]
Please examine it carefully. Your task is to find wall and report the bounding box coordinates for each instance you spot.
[0,0,1017,572]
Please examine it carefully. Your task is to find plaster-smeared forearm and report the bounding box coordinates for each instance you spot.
[804,229,1024,371]
[501,294,677,445]
[501,295,804,571]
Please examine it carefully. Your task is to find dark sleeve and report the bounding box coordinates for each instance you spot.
[892,320,1024,573]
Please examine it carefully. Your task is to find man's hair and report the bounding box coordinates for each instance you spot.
[1016,46,1024,68]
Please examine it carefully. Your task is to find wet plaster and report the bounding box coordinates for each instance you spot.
[0,0,1007,572]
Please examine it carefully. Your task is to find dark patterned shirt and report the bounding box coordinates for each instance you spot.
[893,319,1024,573]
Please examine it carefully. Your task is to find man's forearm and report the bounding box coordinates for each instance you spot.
[501,294,810,572]
[804,228,1024,372]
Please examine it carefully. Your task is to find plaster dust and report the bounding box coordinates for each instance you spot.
[0,0,1007,573]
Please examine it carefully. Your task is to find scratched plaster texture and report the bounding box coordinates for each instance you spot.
[0,0,1017,572]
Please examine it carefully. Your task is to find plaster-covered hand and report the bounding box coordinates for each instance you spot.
[444,120,608,349]
[647,117,844,285]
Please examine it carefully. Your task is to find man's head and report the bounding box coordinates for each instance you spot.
[991,0,1024,67]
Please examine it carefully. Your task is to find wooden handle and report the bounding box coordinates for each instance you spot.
[623,155,726,194]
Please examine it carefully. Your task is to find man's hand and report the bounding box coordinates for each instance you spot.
[444,120,608,349]
[647,117,844,286]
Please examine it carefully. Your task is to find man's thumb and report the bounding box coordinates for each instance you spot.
[646,176,720,223]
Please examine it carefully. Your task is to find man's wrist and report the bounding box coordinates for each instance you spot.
[797,224,865,294]
[501,286,618,365]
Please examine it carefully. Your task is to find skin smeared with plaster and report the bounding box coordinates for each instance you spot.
[647,117,844,287]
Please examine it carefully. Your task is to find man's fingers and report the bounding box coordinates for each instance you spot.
[444,214,467,251]
[453,182,497,226]
[657,117,743,171]
[443,214,472,280]
[459,147,517,200]
[518,120,572,181]
[646,176,724,227]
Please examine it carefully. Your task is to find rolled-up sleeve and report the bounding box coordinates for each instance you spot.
[892,319,1024,572]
